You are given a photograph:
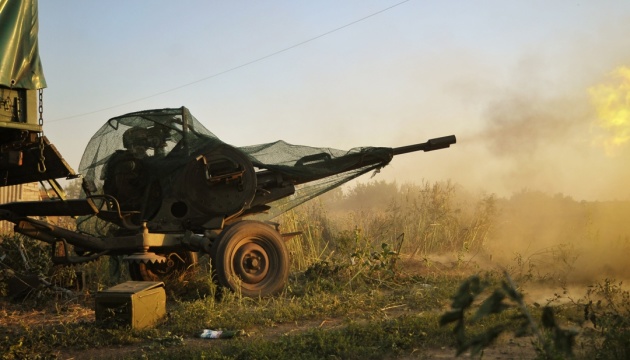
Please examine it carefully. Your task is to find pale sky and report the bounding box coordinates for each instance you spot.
[37,1,630,201]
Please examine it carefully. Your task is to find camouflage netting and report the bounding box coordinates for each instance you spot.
[78,107,393,235]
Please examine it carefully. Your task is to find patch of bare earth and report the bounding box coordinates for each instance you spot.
[3,256,543,359]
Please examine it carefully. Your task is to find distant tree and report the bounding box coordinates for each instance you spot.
[342,180,399,211]
[65,179,82,199]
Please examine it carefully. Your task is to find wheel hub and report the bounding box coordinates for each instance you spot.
[234,242,269,284]
[244,254,261,270]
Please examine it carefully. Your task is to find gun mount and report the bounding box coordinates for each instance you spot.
[0,2,455,297]
[0,107,455,296]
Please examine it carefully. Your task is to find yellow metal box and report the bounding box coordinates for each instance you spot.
[95,281,166,329]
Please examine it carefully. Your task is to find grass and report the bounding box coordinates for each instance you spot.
[150,313,454,360]
[0,264,467,359]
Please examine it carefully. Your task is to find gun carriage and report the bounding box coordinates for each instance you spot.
[0,107,455,296]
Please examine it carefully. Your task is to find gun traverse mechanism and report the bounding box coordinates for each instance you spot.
[0,107,456,297]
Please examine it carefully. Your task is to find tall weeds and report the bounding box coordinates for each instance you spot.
[281,180,496,269]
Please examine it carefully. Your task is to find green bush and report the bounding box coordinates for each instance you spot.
[582,279,630,359]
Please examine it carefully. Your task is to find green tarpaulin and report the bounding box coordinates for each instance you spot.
[0,0,46,89]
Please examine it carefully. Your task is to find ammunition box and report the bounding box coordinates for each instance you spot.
[95,281,166,329]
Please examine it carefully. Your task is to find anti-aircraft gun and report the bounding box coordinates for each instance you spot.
[0,107,455,296]
[0,1,455,297]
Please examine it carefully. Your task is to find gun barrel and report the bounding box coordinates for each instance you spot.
[392,135,456,156]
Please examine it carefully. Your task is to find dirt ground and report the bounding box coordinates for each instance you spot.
[0,288,536,360]
[1,254,542,360]
[52,315,538,360]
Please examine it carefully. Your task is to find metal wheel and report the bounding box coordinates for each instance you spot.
[128,251,198,282]
[211,220,289,297]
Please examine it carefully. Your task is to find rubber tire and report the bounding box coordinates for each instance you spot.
[128,251,198,282]
[211,220,289,297]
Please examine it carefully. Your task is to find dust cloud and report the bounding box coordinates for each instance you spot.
[461,59,630,285]
[439,71,630,202]
[343,32,630,286]
[484,192,630,285]
[393,11,630,203]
